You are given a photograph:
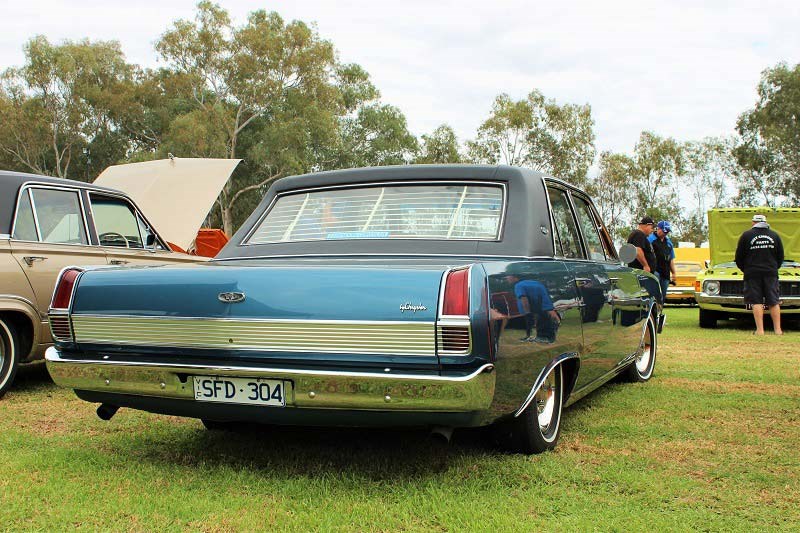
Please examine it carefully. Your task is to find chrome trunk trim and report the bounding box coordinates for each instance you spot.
[71,314,438,356]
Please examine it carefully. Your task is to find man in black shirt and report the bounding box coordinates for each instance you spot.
[627,216,656,273]
[735,214,784,335]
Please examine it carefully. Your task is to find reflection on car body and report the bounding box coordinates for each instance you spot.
[45,165,663,454]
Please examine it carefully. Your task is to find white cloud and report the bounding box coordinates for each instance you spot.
[1,0,798,162]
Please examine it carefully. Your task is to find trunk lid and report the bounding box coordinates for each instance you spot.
[69,262,454,369]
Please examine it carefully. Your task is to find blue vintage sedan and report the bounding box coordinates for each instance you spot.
[46,165,661,453]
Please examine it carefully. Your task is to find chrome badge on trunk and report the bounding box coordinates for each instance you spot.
[218,292,246,303]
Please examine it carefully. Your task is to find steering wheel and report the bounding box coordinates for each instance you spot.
[98,231,131,248]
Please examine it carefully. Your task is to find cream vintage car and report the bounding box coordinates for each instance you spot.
[0,158,239,396]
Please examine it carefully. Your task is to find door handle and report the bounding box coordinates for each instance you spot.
[110,260,130,265]
[23,256,47,266]
[608,277,620,283]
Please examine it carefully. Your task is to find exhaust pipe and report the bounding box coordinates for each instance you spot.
[429,426,453,444]
[96,404,119,421]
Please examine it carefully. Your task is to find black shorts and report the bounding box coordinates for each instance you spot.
[743,276,781,306]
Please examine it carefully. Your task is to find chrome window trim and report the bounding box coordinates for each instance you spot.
[28,188,43,241]
[87,191,169,252]
[10,181,170,252]
[213,253,558,262]
[0,234,10,240]
[240,180,509,246]
[11,184,91,246]
[544,183,586,260]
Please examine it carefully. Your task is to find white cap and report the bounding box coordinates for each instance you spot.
[752,214,767,222]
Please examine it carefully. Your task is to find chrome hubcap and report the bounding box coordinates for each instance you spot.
[636,327,652,373]
[535,371,557,432]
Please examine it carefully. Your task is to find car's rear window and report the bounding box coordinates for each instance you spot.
[246,183,505,244]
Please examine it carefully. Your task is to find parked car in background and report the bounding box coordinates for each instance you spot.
[666,261,704,304]
[46,165,662,454]
[0,166,223,397]
[696,208,800,328]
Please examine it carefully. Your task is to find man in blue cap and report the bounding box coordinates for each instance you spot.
[648,220,676,304]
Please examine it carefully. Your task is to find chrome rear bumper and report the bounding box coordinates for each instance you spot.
[45,347,495,412]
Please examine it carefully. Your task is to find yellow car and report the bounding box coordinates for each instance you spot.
[695,208,800,328]
[666,261,704,304]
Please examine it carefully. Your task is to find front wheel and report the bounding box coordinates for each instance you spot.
[625,314,657,382]
[507,365,564,454]
[0,319,21,399]
[699,309,718,329]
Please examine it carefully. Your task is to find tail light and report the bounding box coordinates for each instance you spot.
[51,268,82,310]
[49,267,82,343]
[438,267,471,354]
[442,268,470,316]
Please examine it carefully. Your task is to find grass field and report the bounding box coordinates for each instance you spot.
[1,308,798,531]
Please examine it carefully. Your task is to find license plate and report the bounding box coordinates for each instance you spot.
[192,376,286,407]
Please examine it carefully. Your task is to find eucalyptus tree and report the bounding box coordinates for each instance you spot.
[587,151,634,241]
[467,90,596,187]
[415,125,462,164]
[0,36,137,180]
[156,1,342,233]
[734,62,800,205]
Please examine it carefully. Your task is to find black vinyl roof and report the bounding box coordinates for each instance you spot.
[217,164,560,260]
[0,170,124,235]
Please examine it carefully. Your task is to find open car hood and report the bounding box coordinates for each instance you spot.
[707,207,800,266]
[95,158,241,251]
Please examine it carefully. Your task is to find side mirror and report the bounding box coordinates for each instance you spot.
[146,234,156,247]
[618,243,637,264]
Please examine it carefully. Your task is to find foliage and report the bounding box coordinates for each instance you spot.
[155,1,343,233]
[0,36,139,180]
[587,151,634,241]
[734,63,800,204]
[467,91,596,187]
[415,124,462,164]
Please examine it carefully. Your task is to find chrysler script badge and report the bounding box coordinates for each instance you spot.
[218,292,246,303]
[400,302,427,313]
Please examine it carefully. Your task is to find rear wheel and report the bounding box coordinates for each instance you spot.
[699,309,718,329]
[507,365,564,454]
[0,319,21,399]
[625,315,657,382]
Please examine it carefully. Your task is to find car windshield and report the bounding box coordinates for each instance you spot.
[675,262,703,273]
[246,183,505,244]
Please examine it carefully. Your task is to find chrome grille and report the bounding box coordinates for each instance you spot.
[437,324,471,354]
[71,315,436,356]
[719,280,744,296]
[49,314,72,341]
[781,281,800,296]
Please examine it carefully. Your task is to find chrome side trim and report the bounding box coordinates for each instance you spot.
[71,315,438,356]
[514,352,580,418]
[45,347,496,412]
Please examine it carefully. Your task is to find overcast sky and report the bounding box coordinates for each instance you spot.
[2,0,798,159]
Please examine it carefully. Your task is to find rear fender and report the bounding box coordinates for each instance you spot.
[0,295,41,360]
[514,352,581,417]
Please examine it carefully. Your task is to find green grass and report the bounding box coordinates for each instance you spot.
[1,308,798,531]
